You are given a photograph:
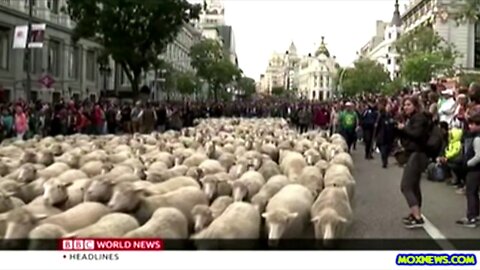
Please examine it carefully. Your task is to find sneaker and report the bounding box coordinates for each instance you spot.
[456,218,477,228]
[404,217,425,229]
[402,214,414,224]
[456,188,466,195]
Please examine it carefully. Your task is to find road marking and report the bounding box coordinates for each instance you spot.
[421,214,457,250]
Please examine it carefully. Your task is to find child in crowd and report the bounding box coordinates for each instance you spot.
[437,127,464,191]
[456,114,480,227]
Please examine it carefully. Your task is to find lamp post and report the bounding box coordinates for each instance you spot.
[24,0,33,101]
[99,63,112,98]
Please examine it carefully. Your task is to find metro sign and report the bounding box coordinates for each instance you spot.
[39,74,55,88]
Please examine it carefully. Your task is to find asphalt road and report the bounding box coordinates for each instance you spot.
[346,145,480,249]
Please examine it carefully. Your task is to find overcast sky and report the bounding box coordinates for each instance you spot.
[200,0,409,80]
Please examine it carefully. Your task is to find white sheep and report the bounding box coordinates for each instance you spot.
[107,185,208,226]
[250,175,290,213]
[28,223,67,250]
[310,186,353,244]
[200,174,232,200]
[199,159,225,175]
[297,166,324,197]
[280,151,307,181]
[83,179,114,203]
[182,153,208,168]
[232,171,265,202]
[66,213,139,238]
[304,149,322,166]
[42,178,91,210]
[330,152,354,173]
[80,160,107,177]
[125,207,188,238]
[0,191,25,213]
[262,184,314,245]
[324,164,356,200]
[258,159,282,182]
[191,202,261,249]
[191,196,234,232]
[37,163,71,180]
[145,176,200,195]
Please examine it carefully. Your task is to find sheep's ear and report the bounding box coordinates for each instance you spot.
[311,216,320,223]
[63,232,77,238]
[33,213,48,220]
[62,182,73,188]
[288,212,298,220]
[4,191,15,197]
[261,213,269,219]
[132,186,145,193]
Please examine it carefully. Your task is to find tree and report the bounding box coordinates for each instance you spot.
[237,77,256,98]
[452,0,480,23]
[65,0,201,97]
[395,26,459,82]
[190,39,241,101]
[271,86,285,96]
[382,77,404,96]
[340,59,391,97]
[459,72,480,87]
[176,71,197,96]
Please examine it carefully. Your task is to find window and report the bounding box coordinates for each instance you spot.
[86,50,95,81]
[388,33,391,39]
[397,33,401,39]
[47,0,59,14]
[67,46,79,79]
[48,40,61,76]
[387,58,392,65]
[0,28,8,70]
[475,21,480,68]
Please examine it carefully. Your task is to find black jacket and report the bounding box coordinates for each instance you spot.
[375,111,396,146]
[398,111,430,153]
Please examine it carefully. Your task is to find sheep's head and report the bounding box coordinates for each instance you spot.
[0,191,15,213]
[66,155,80,169]
[49,144,63,156]
[311,208,347,241]
[185,167,201,181]
[84,179,114,203]
[17,164,37,183]
[200,175,218,200]
[250,193,268,213]
[107,183,143,212]
[1,208,47,239]
[20,151,37,164]
[145,170,167,183]
[191,205,213,232]
[101,162,114,174]
[43,179,72,206]
[262,209,298,242]
[134,167,147,181]
[231,181,248,202]
[0,161,9,176]
[38,151,54,166]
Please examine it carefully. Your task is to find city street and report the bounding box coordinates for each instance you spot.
[347,146,480,249]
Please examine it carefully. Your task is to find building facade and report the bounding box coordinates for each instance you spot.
[259,38,339,101]
[401,0,478,71]
[362,1,402,79]
[359,20,389,57]
[0,0,106,102]
[297,37,339,101]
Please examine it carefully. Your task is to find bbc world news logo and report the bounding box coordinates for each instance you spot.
[59,239,164,251]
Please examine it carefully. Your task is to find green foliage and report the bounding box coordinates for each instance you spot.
[382,77,404,96]
[190,39,241,101]
[175,72,198,96]
[395,26,459,82]
[65,0,201,96]
[458,72,480,87]
[452,0,480,24]
[271,86,285,96]
[237,77,256,98]
[340,59,391,97]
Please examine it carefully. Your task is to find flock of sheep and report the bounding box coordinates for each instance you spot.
[0,118,356,249]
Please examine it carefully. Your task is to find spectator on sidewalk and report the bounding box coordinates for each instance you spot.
[14,105,28,140]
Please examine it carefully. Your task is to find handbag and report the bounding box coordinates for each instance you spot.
[393,147,409,166]
[426,163,446,182]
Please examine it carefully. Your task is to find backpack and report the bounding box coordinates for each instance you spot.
[424,113,443,158]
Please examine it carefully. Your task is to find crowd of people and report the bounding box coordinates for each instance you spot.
[0,81,479,230]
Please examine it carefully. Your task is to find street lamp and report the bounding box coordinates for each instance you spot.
[99,63,112,97]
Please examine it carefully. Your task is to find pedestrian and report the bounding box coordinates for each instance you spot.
[361,100,378,159]
[338,102,358,153]
[14,105,28,140]
[375,101,396,168]
[397,96,431,228]
[456,114,480,227]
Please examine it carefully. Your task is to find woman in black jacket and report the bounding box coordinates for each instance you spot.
[375,101,396,168]
[397,96,431,228]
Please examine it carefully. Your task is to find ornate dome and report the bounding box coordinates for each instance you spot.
[315,36,330,57]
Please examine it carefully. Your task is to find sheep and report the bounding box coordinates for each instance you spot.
[182,153,208,168]
[145,165,188,183]
[280,151,307,181]
[28,224,67,250]
[310,186,353,244]
[198,159,225,175]
[37,163,71,180]
[0,191,25,213]
[107,185,208,226]
[217,153,236,171]
[297,166,324,197]
[258,159,282,182]
[315,159,329,176]
[232,171,265,202]
[200,174,232,200]
[42,178,91,209]
[83,179,114,203]
[125,208,188,239]
[145,176,200,195]
[191,202,261,249]
[330,152,354,173]
[250,175,290,213]
[65,213,139,238]
[191,195,234,232]
[80,160,107,177]
[304,149,322,166]
[262,184,314,245]
[324,164,356,200]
